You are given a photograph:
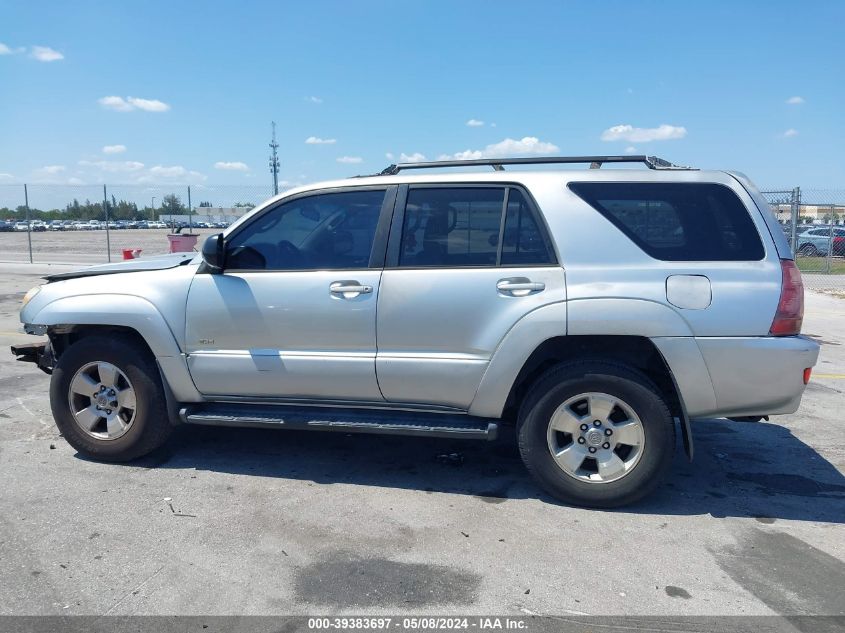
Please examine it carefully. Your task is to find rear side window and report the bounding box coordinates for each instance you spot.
[398,186,555,267]
[568,182,764,261]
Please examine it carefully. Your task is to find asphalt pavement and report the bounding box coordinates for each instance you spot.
[0,264,843,617]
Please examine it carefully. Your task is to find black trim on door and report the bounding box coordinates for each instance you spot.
[368,185,398,269]
[385,184,409,269]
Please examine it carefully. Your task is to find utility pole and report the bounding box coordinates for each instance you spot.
[269,121,280,196]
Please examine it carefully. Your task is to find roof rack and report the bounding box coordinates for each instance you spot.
[377,155,693,176]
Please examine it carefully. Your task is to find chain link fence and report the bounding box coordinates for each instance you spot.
[0,184,274,264]
[761,188,845,293]
[1,183,843,294]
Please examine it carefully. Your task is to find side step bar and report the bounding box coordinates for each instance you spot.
[180,403,499,441]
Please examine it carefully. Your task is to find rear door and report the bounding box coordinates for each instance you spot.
[376,184,566,409]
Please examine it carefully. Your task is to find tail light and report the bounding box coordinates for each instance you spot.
[770,259,804,336]
[833,236,844,255]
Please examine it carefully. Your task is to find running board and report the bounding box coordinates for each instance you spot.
[180,403,498,441]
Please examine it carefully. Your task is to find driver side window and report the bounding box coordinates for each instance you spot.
[225,189,386,270]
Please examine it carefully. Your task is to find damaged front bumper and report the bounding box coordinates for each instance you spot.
[10,341,55,374]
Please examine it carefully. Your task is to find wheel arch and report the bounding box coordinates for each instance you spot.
[471,332,695,460]
[499,335,684,423]
[30,294,182,358]
[32,295,201,411]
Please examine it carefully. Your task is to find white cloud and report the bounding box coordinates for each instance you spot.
[0,173,16,181]
[138,165,206,183]
[466,119,484,127]
[30,46,63,62]
[98,96,134,112]
[305,136,337,145]
[437,136,559,161]
[336,156,363,164]
[67,177,85,185]
[78,160,145,172]
[102,144,126,154]
[307,96,323,104]
[600,124,687,142]
[75,159,206,184]
[214,161,249,171]
[385,152,395,160]
[786,96,804,105]
[399,152,427,163]
[149,165,188,178]
[38,165,66,174]
[625,146,638,154]
[98,95,170,112]
[127,97,170,112]
[0,43,12,55]
[783,128,799,138]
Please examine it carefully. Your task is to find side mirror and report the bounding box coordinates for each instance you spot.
[201,233,225,273]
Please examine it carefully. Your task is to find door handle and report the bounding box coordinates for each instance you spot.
[496,278,545,296]
[330,281,373,298]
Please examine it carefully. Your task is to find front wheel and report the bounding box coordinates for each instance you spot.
[50,335,173,461]
[518,361,675,508]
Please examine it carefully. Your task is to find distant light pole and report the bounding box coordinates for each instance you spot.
[151,197,156,222]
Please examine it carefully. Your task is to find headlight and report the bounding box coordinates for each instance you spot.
[21,285,42,308]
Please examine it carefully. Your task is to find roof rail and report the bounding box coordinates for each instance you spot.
[377,155,693,176]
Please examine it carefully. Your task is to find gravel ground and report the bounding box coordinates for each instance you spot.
[0,264,843,617]
[0,229,204,264]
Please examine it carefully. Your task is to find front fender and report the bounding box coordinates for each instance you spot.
[26,294,182,359]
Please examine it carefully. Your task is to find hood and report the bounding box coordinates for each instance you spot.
[43,252,197,282]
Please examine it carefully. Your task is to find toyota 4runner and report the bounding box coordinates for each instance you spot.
[12,155,819,507]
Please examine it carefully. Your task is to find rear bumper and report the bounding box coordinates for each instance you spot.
[654,335,820,419]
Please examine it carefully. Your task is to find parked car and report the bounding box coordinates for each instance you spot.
[796,226,845,257]
[47,220,65,231]
[12,155,819,508]
[0,220,14,232]
[13,221,30,232]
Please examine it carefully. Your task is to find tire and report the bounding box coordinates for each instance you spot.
[517,360,675,508]
[49,335,173,461]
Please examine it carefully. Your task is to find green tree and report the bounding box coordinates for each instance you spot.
[160,194,185,215]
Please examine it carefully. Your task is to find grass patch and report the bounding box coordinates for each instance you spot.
[796,257,845,275]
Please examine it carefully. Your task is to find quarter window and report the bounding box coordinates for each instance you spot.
[500,189,555,265]
[225,189,385,270]
[568,182,764,261]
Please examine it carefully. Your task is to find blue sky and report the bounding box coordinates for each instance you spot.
[1,0,843,193]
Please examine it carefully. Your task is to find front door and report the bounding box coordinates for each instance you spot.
[185,186,394,401]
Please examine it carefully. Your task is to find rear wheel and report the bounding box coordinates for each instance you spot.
[50,335,173,461]
[518,361,675,508]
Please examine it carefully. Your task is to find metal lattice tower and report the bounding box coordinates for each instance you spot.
[269,121,280,195]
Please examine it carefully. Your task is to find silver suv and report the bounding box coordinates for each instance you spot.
[12,155,819,507]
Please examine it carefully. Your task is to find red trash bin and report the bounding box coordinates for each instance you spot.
[122,248,142,260]
[167,233,199,253]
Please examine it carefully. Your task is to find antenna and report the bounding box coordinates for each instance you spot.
[269,121,280,195]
